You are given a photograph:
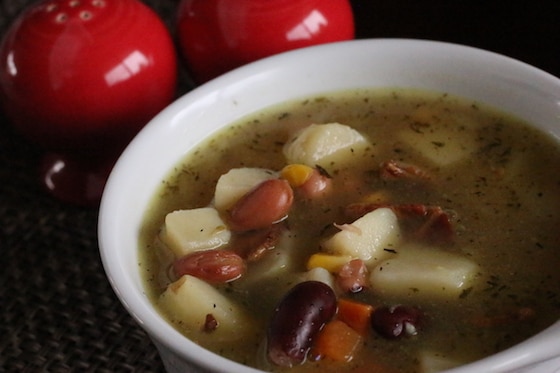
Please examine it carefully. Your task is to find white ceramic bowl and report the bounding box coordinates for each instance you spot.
[98,39,560,373]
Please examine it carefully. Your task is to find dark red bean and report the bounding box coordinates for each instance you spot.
[371,305,423,339]
[267,281,337,367]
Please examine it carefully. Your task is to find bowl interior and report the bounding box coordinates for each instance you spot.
[99,39,560,373]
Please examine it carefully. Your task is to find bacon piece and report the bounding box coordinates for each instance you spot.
[345,203,454,244]
[337,259,368,293]
[345,202,382,221]
[379,160,432,182]
[470,307,535,328]
[230,222,287,261]
[203,313,219,332]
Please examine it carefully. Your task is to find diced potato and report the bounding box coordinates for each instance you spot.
[499,155,560,219]
[398,120,478,166]
[418,350,464,373]
[322,208,401,265]
[370,246,480,299]
[160,207,230,257]
[236,230,297,287]
[283,123,371,170]
[159,275,253,342]
[235,231,300,311]
[301,267,336,289]
[214,167,276,212]
[307,253,353,273]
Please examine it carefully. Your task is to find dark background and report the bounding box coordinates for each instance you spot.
[351,1,559,77]
[1,1,558,372]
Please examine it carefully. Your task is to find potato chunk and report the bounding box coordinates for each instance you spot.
[236,231,296,286]
[159,275,252,342]
[283,123,370,170]
[398,119,478,166]
[233,231,300,311]
[370,246,480,299]
[418,350,464,373]
[161,207,230,257]
[301,267,336,289]
[322,208,401,265]
[214,167,276,212]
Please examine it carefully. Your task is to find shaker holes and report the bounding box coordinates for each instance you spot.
[80,11,92,20]
[55,13,68,23]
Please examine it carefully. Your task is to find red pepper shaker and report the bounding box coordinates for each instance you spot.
[0,0,177,206]
[176,0,355,84]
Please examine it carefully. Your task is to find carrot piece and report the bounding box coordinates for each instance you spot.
[337,298,374,336]
[311,319,362,362]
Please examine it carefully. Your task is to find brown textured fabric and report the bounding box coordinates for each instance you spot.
[0,1,557,372]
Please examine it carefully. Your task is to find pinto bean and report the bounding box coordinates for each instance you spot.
[229,179,294,232]
[298,168,332,199]
[172,249,245,283]
[267,281,337,367]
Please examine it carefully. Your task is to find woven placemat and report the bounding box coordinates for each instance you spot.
[1,2,558,373]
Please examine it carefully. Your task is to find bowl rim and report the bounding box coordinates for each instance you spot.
[98,38,560,373]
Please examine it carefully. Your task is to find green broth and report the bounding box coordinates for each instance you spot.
[139,88,560,373]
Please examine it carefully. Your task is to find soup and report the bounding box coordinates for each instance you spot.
[139,88,560,373]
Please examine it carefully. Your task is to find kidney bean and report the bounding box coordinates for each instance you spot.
[172,249,245,283]
[371,305,423,339]
[267,281,337,367]
[229,178,294,232]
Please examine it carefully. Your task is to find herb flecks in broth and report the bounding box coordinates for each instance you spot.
[139,89,560,373]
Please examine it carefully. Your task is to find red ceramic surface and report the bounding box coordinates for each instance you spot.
[177,0,355,83]
[0,0,178,205]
